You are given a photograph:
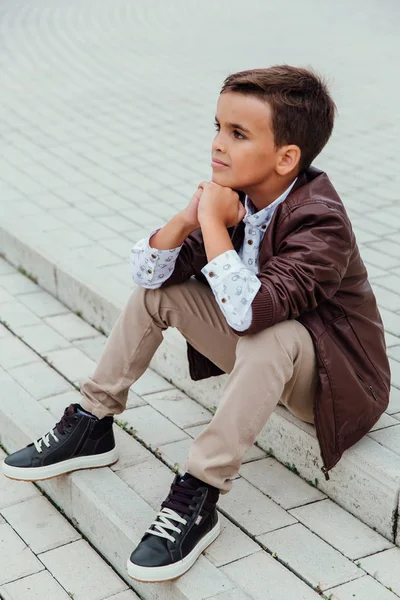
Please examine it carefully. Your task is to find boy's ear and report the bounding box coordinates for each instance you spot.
[276,144,301,176]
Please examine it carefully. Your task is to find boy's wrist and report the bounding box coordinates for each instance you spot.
[176,211,200,235]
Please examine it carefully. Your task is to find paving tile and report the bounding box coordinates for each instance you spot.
[0,324,12,338]
[73,335,107,361]
[2,496,81,553]
[0,523,44,585]
[380,308,400,336]
[221,551,321,599]
[0,288,14,304]
[218,477,297,536]
[0,449,41,509]
[39,539,127,600]
[123,405,189,447]
[0,260,15,275]
[0,273,39,295]
[39,389,83,418]
[359,548,400,595]
[110,425,154,472]
[0,301,41,329]
[385,332,400,347]
[46,347,96,383]
[9,361,71,400]
[17,323,71,354]
[130,368,175,395]
[288,498,394,560]
[0,570,72,600]
[0,336,40,369]
[258,523,362,590]
[389,359,400,388]
[205,591,253,600]
[126,388,147,409]
[387,386,400,414]
[239,457,326,510]
[143,388,212,428]
[204,513,260,567]
[369,412,400,431]
[369,424,400,455]
[117,456,175,510]
[175,554,237,600]
[18,290,70,318]
[104,591,141,600]
[327,575,398,600]
[44,313,100,341]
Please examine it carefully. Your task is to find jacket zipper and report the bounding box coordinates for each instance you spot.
[321,465,330,481]
[357,374,378,402]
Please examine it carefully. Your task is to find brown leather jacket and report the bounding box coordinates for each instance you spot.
[161,167,391,480]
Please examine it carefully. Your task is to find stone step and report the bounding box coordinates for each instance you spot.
[1,217,400,549]
[0,277,398,598]
[0,372,328,600]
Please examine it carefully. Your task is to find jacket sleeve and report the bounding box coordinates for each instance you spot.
[231,203,353,336]
[159,227,208,288]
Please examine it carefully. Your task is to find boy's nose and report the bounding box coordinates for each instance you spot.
[212,135,226,155]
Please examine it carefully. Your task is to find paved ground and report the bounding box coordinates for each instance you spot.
[1,260,399,598]
[1,0,400,598]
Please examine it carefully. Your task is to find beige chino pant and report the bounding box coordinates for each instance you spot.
[80,278,317,494]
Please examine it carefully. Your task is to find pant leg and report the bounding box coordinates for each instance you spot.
[79,279,238,419]
[185,319,317,494]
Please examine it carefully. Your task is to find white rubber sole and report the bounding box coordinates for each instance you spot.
[1,447,119,482]
[127,515,221,583]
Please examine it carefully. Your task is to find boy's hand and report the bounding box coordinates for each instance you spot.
[197,181,246,228]
[179,187,203,230]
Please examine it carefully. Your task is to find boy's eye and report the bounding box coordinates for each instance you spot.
[213,122,220,130]
[233,130,245,140]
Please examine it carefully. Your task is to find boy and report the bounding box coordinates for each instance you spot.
[2,65,390,583]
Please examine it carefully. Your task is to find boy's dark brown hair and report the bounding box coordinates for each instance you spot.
[221,65,336,172]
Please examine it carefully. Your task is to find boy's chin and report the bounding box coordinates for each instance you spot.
[211,171,237,187]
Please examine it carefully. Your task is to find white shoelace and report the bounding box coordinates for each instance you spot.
[145,507,187,543]
[34,429,59,453]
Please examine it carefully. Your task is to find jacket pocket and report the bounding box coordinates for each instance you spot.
[357,374,378,402]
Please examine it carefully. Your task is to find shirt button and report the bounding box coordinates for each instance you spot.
[247,239,253,245]
[209,271,215,277]
[147,269,152,274]
[151,253,157,259]
[221,297,227,303]
[262,224,266,230]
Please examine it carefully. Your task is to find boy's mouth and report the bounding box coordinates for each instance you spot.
[211,157,229,168]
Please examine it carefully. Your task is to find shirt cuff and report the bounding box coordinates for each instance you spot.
[201,249,244,289]
[131,227,183,285]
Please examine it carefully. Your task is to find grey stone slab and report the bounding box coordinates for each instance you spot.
[17,323,72,354]
[2,496,81,553]
[0,570,73,600]
[239,457,326,510]
[327,575,398,600]
[359,548,400,596]
[218,477,297,536]
[221,551,321,599]
[258,523,362,591]
[0,523,44,585]
[39,539,127,600]
[289,499,394,560]
[123,405,189,447]
[9,361,71,400]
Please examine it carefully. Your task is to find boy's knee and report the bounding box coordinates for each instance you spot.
[236,320,299,361]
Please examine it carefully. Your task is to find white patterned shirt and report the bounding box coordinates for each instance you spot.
[130,179,297,331]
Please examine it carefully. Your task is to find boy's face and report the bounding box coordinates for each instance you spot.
[211,92,284,191]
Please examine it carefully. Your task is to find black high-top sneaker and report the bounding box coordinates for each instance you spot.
[127,471,220,582]
[1,403,118,481]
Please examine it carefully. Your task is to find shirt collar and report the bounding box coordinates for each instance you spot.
[244,177,298,226]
